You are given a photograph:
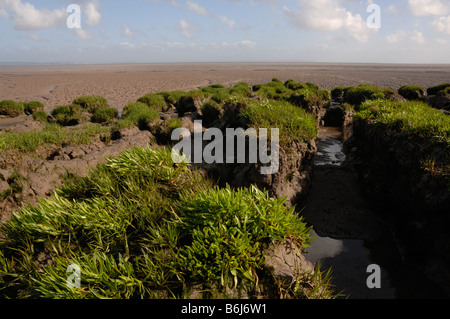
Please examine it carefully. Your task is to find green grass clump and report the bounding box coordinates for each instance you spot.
[0,123,109,152]
[398,85,425,101]
[0,147,319,299]
[288,88,326,113]
[251,80,327,115]
[239,99,318,146]
[31,111,48,123]
[200,83,251,104]
[122,102,160,130]
[210,89,231,104]
[23,101,45,115]
[153,117,183,145]
[0,124,65,152]
[427,83,450,96]
[158,90,188,106]
[173,185,312,286]
[201,100,223,126]
[137,93,169,112]
[331,87,351,102]
[230,82,251,97]
[254,79,291,100]
[0,169,24,201]
[0,100,24,118]
[285,80,307,91]
[201,84,226,94]
[354,99,450,145]
[72,96,109,113]
[51,104,85,126]
[176,90,209,116]
[343,84,385,107]
[91,107,118,124]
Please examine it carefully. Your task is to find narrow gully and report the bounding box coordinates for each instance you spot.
[300,126,447,299]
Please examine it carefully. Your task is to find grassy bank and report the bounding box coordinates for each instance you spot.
[0,147,334,299]
[354,99,450,146]
[239,98,318,147]
[352,99,449,207]
[0,123,110,153]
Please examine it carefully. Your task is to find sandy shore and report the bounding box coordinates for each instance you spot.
[1,62,450,111]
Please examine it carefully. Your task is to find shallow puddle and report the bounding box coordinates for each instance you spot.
[303,126,448,299]
[313,127,346,166]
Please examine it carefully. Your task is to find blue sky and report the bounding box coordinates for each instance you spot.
[0,0,449,64]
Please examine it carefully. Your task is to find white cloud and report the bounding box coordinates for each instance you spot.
[237,40,256,48]
[432,15,450,34]
[0,8,8,18]
[28,33,40,41]
[0,0,67,30]
[84,1,102,27]
[186,1,209,16]
[121,25,134,38]
[74,28,93,40]
[178,19,195,38]
[385,30,427,44]
[408,0,449,16]
[120,41,136,49]
[218,16,235,28]
[0,0,102,41]
[214,40,256,49]
[410,30,426,44]
[386,33,400,43]
[386,5,399,14]
[283,0,375,42]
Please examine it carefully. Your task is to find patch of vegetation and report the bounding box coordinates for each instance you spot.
[0,147,328,299]
[137,93,169,112]
[354,99,450,145]
[176,90,209,116]
[319,89,332,103]
[230,82,251,97]
[253,79,291,100]
[122,102,160,130]
[331,86,351,103]
[72,96,109,113]
[158,90,188,106]
[271,264,339,299]
[0,100,24,118]
[201,100,223,126]
[398,85,425,101]
[153,117,183,145]
[0,169,24,201]
[427,83,450,96]
[201,84,226,94]
[23,101,45,115]
[343,84,386,107]
[251,80,328,115]
[0,123,110,152]
[239,99,318,147]
[289,88,327,113]
[91,107,119,124]
[51,104,86,126]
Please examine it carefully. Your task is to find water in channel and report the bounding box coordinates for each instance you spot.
[301,127,447,299]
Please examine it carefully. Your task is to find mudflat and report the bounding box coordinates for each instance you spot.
[1,62,450,111]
